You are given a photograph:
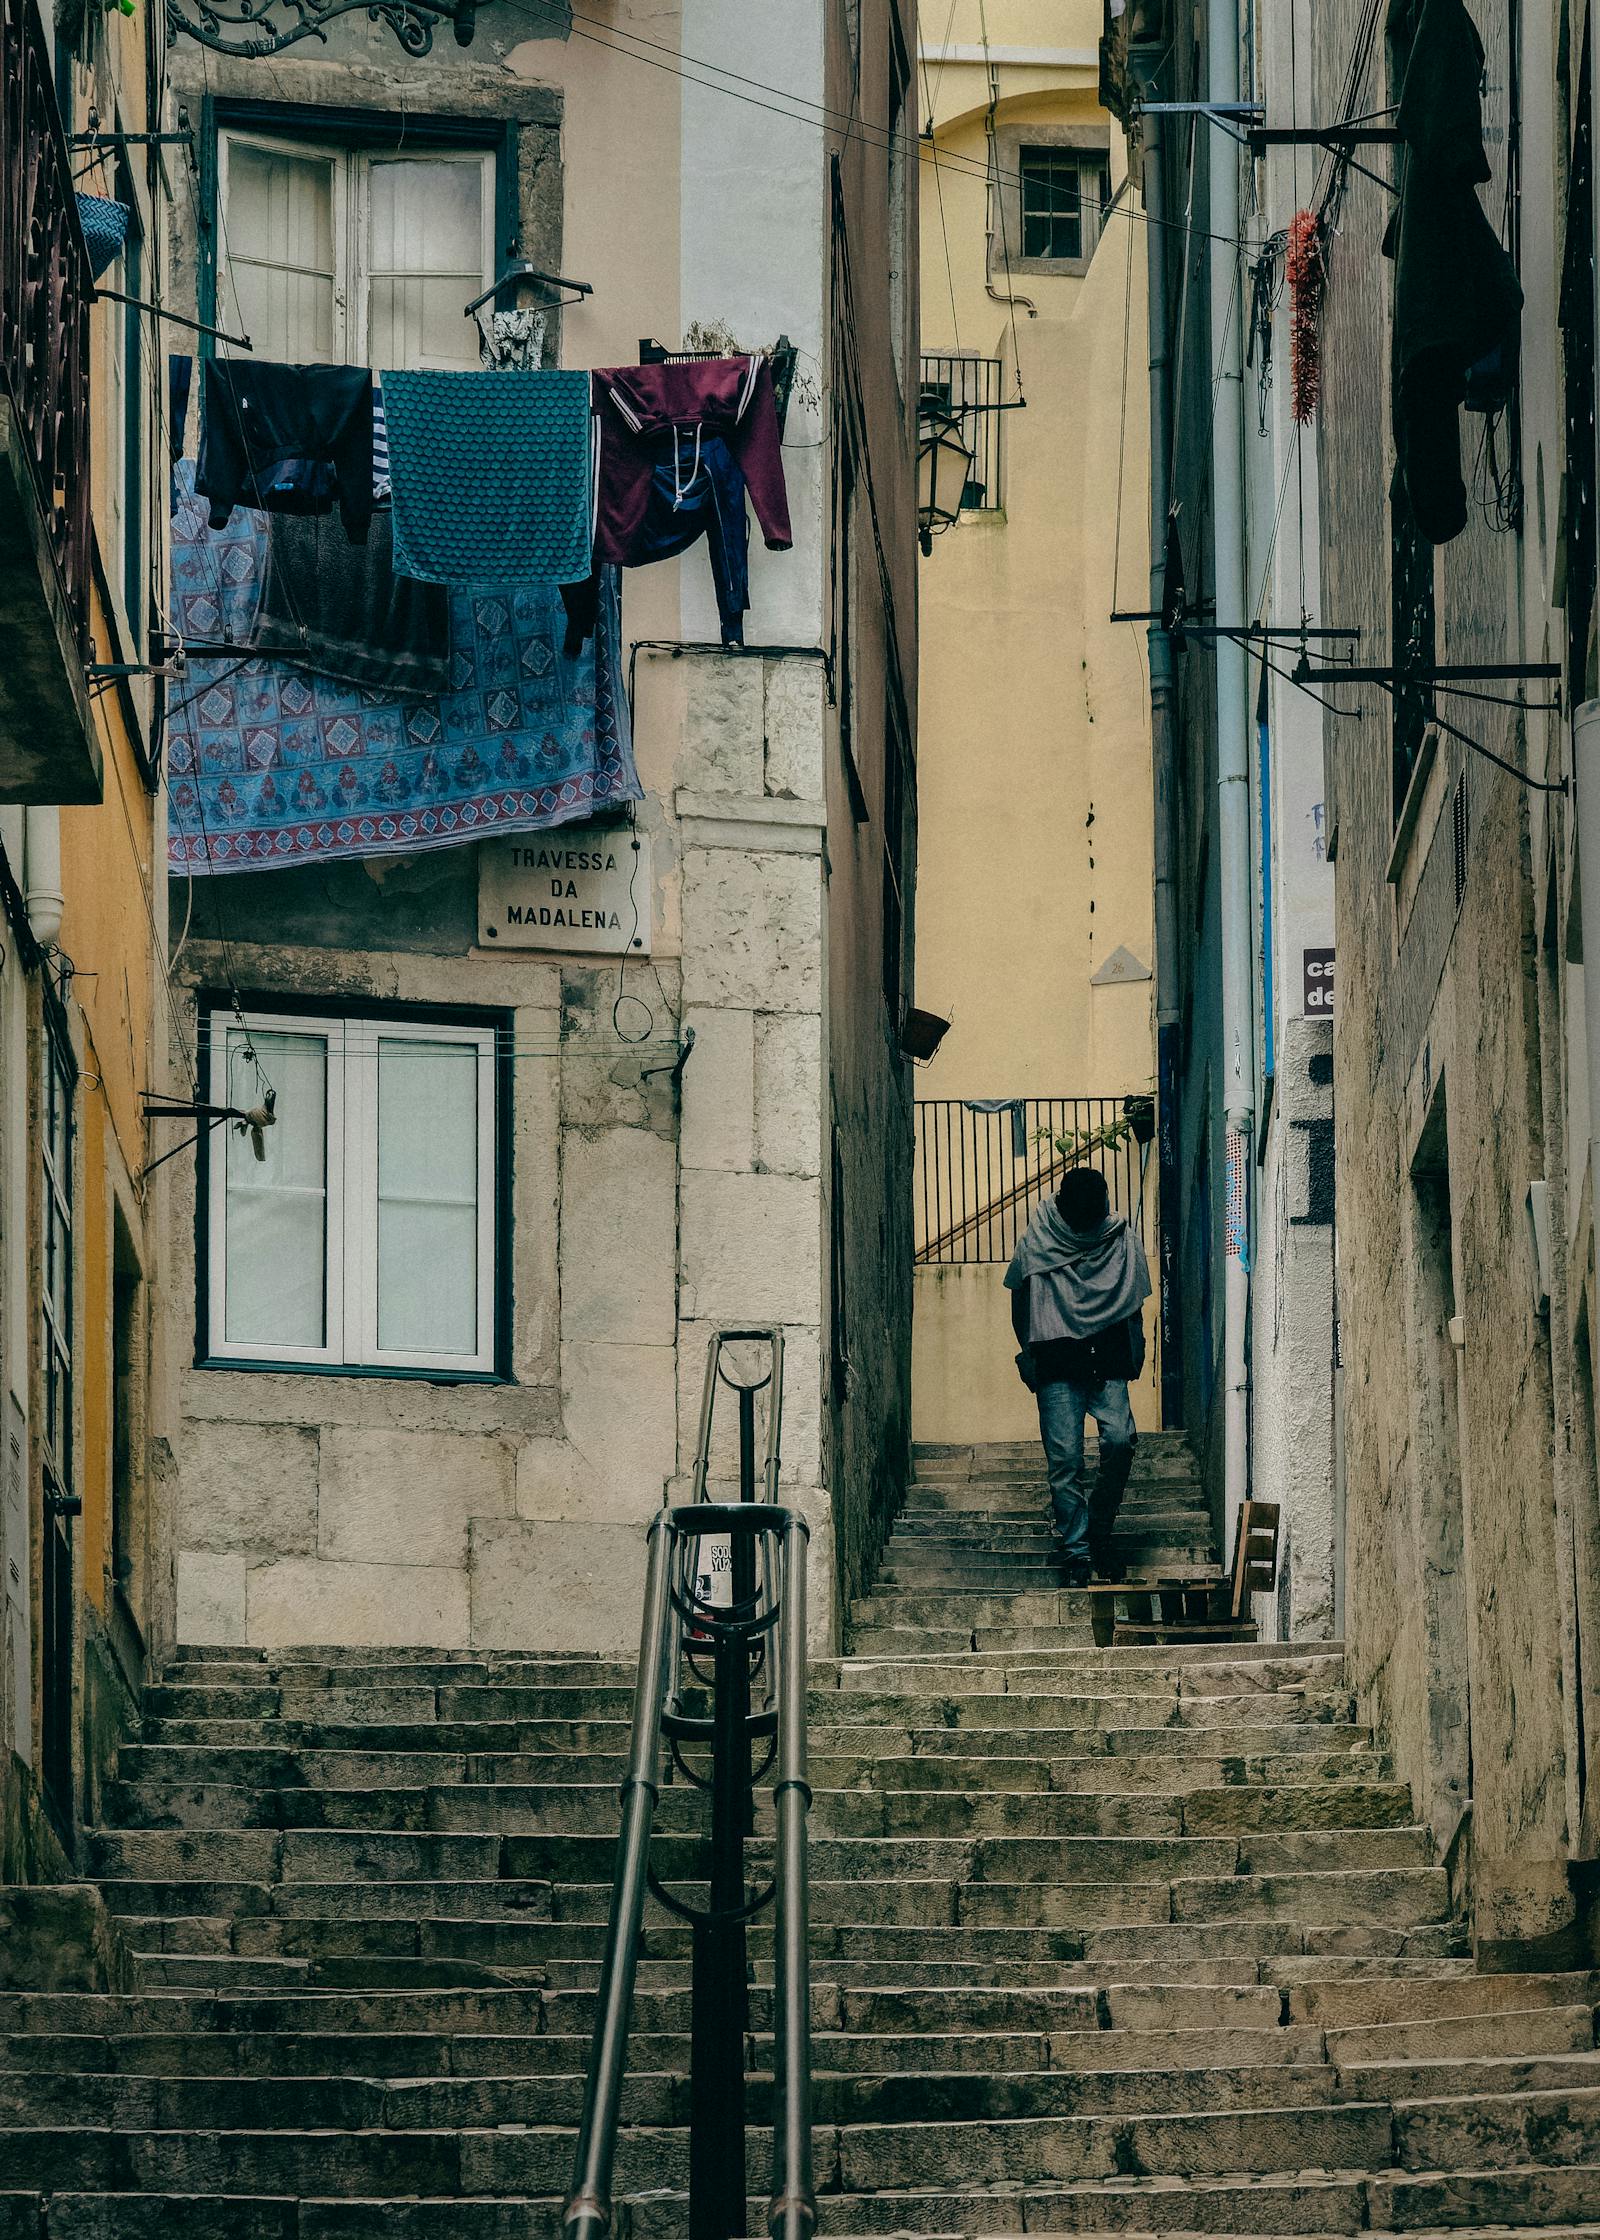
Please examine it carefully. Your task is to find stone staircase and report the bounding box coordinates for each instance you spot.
[850,1433,1219,1654]
[1,1434,1598,2236]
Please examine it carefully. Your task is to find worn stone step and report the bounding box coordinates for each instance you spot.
[105,1776,1415,1841]
[874,1557,1216,1589]
[848,1625,1101,1655]
[98,1826,1393,1886]
[1365,2165,1600,2231]
[114,1773,1226,1836]
[0,2056,1373,2132]
[816,1686,1354,1728]
[0,2101,1398,2196]
[1328,2006,1600,2064]
[1285,1969,1600,2027]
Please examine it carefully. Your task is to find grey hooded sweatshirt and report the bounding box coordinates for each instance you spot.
[1004,1201,1151,1387]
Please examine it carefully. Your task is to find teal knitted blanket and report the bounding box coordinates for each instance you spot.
[383,367,593,590]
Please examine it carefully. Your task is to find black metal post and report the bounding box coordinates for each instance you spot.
[690,1609,752,2240]
[564,1516,676,2240]
[768,1513,815,2240]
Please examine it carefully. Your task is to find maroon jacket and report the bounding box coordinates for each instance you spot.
[590,354,792,562]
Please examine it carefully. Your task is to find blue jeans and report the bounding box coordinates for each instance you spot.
[1037,1378,1137,1559]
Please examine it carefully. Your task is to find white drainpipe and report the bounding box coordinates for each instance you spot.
[23,807,64,951]
[1208,0,1255,1526]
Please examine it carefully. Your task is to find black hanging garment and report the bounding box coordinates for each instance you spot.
[195,359,376,544]
[1382,0,1522,544]
[251,506,452,700]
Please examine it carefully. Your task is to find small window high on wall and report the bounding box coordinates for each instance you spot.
[201,1008,503,1375]
[1018,147,1111,265]
[214,130,495,370]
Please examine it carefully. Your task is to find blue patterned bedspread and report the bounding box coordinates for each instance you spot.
[167,461,639,876]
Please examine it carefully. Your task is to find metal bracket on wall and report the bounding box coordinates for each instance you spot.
[1292,658,1561,691]
[1246,126,1402,151]
[1289,657,1568,796]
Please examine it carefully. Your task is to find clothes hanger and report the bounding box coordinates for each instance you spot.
[464,260,593,321]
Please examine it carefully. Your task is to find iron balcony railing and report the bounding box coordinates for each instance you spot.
[919,352,1003,510]
[0,0,92,648]
[565,1329,814,2240]
[915,1094,1157,1266]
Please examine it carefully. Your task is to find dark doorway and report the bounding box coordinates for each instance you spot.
[1409,1088,1474,1852]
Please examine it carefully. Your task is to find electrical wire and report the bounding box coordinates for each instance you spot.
[490,0,1247,255]
[920,81,963,354]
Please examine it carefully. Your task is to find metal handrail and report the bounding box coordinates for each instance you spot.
[563,1335,814,2240]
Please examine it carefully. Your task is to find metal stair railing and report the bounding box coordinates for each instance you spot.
[564,1328,815,2240]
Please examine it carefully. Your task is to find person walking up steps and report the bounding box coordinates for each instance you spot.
[1005,1164,1152,1588]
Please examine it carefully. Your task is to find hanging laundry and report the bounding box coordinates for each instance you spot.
[166,461,639,875]
[196,358,375,543]
[1383,0,1522,544]
[372,385,391,502]
[76,192,130,280]
[592,352,791,580]
[479,308,547,372]
[168,353,193,465]
[250,505,451,700]
[382,367,592,590]
[566,425,754,650]
[964,1099,1031,1161]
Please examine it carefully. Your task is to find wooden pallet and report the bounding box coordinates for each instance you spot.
[1079,1576,1235,1649]
[1077,1500,1284,1648]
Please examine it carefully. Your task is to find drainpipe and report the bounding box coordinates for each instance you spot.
[24,807,64,951]
[1574,704,1600,1269]
[1130,75,1184,1431]
[1208,0,1254,1522]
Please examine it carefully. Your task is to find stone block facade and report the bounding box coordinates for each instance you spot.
[1312,0,1600,1962]
[167,656,883,1659]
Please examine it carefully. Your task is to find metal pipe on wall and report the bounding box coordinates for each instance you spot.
[1130,65,1185,1432]
[1573,703,1600,1257]
[1207,0,1255,1522]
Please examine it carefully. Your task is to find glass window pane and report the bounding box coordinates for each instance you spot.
[376,1037,480,1356]
[368,158,481,273]
[367,276,485,371]
[222,1029,329,1351]
[224,142,337,361]
[366,158,484,370]
[1020,151,1083,261]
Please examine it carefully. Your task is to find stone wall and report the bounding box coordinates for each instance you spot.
[167,654,851,1655]
[1313,0,1594,1961]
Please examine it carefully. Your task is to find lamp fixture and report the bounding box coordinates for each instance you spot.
[916,395,977,556]
[165,0,477,59]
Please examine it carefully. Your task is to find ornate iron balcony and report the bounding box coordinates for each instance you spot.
[165,0,480,60]
[0,0,92,652]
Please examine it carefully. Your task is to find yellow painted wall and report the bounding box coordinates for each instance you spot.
[912,18,1156,1442]
[49,0,167,1630]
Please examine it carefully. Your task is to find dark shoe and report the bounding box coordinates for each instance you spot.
[1089,1537,1127,1584]
[1063,1556,1093,1589]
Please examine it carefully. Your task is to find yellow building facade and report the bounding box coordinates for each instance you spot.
[0,0,172,1875]
[912,1,1156,1442]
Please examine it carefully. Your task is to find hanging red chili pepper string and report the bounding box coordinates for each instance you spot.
[1286,209,1326,425]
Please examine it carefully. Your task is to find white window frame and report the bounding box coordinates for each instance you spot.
[216,129,495,369]
[205,1009,498,1375]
